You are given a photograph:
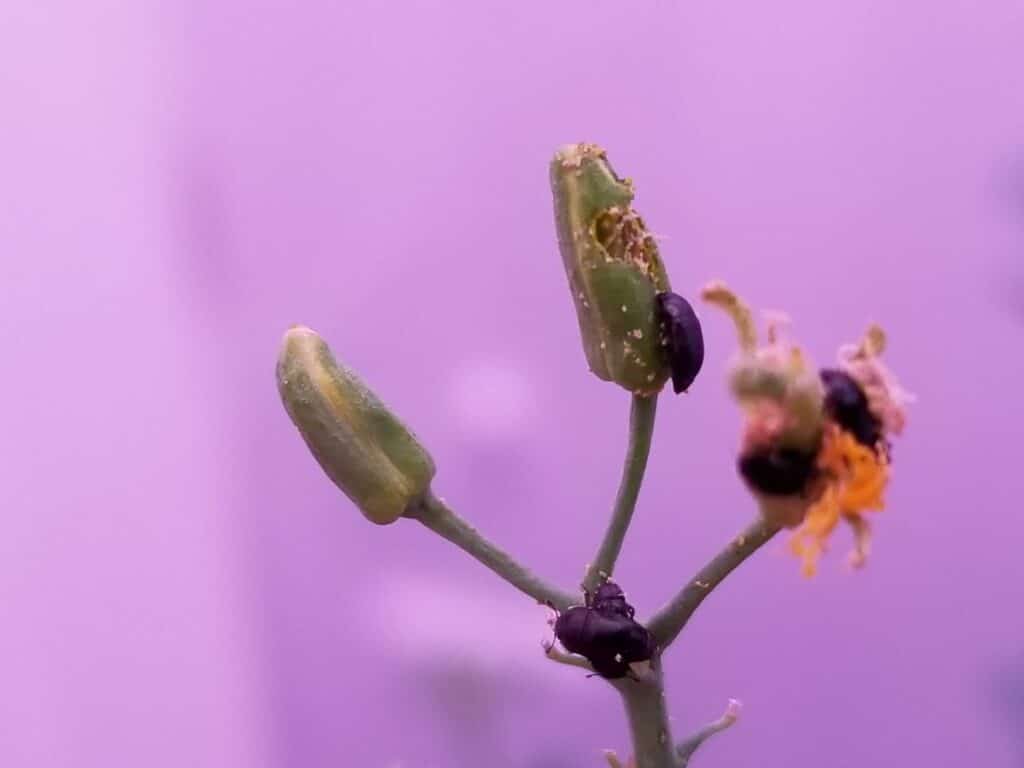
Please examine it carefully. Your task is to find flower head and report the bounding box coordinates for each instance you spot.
[790,325,911,576]
[701,281,827,527]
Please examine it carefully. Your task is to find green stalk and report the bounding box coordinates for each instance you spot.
[583,394,658,594]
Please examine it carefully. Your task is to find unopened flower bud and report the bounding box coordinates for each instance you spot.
[276,326,435,525]
[550,144,673,395]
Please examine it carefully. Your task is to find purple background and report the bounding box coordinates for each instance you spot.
[3,1,1023,766]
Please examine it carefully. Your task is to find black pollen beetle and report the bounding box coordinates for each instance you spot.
[655,292,705,394]
[591,581,634,619]
[553,581,655,679]
[820,368,884,451]
[738,445,819,496]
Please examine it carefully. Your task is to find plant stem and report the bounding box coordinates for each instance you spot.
[407,491,578,612]
[583,394,658,594]
[676,699,741,766]
[614,668,677,768]
[647,518,780,648]
[544,646,594,672]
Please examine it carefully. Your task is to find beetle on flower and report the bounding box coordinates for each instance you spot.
[792,325,912,576]
[701,282,911,576]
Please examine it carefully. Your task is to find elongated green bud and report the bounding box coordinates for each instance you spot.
[550,143,672,394]
[276,326,435,525]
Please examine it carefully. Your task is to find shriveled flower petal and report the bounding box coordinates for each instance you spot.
[837,324,913,437]
[790,427,889,576]
[787,324,910,575]
[846,514,872,569]
[702,282,824,454]
[702,280,758,353]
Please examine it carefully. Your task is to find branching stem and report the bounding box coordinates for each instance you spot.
[406,491,578,612]
[676,699,741,766]
[647,518,780,648]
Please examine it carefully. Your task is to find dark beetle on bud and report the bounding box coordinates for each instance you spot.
[737,368,887,499]
[655,292,705,394]
[820,368,884,451]
[590,582,634,619]
[553,581,655,679]
[738,446,819,496]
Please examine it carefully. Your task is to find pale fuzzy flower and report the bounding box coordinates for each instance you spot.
[702,281,824,453]
[837,324,913,437]
[702,281,826,528]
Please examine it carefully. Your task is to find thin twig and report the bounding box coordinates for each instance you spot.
[676,699,742,766]
[583,394,658,593]
[647,518,780,648]
[406,491,578,611]
[544,645,594,672]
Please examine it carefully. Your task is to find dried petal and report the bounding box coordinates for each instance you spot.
[790,427,889,575]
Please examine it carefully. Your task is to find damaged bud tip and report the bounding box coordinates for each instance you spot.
[550,144,673,395]
[276,326,435,525]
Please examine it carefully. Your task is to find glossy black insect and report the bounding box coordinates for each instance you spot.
[738,445,819,495]
[553,582,655,679]
[819,368,883,450]
[655,292,705,394]
[590,582,634,618]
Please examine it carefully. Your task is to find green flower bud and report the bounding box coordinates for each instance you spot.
[276,326,435,525]
[550,143,672,394]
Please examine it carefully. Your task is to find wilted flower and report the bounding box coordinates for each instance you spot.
[702,281,911,574]
[790,325,911,576]
[701,281,827,527]
[276,326,436,525]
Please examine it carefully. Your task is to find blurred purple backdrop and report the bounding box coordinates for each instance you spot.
[3,1,1024,766]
